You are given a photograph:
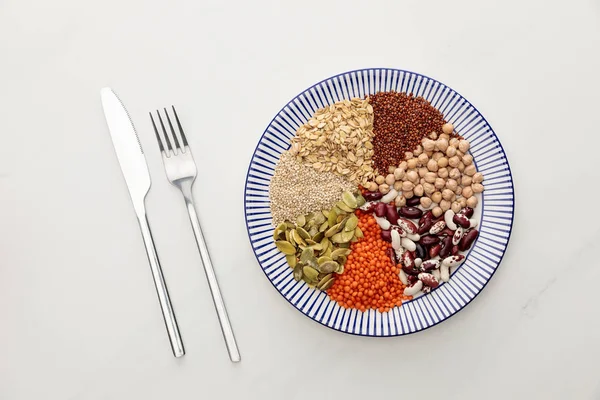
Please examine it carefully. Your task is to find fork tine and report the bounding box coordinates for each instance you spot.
[164,108,182,150]
[149,112,165,153]
[156,110,174,152]
[171,106,189,147]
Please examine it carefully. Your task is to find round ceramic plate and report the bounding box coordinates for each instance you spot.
[244,68,514,336]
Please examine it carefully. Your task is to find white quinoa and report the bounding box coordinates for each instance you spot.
[269,151,357,226]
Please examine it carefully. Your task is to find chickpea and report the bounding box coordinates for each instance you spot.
[459,197,467,208]
[437,167,449,179]
[428,131,438,140]
[414,145,423,156]
[436,139,449,152]
[451,201,462,213]
[461,175,473,186]
[454,185,463,195]
[472,172,484,183]
[437,157,449,168]
[432,151,444,161]
[440,199,451,212]
[442,123,454,134]
[388,165,396,174]
[407,158,418,169]
[448,156,460,168]
[464,164,477,176]
[472,183,485,193]
[420,196,433,209]
[379,184,390,194]
[446,146,457,157]
[394,167,405,180]
[457,162,465,172]
[423,182,435,195]
[402,181,415,191]
[449,138,459,148]
[366,181,378,192]
[395,195,406,207]
[385,174,395,186]
[427,159,439,172]
[462,186,474,198]
[458,140,470,153]
[375,175,385,185]
[439,133,450,141]
[426,151,434,158]
[442,189,454,201]
[418,153,429,166]
[467,196,478,208]
[456,150,464,158]
[449,168,461,180]
[414,184,424,197]
[393,181,403,191]
[398,161,408,170]
[423,139,436,152]
[431,191,443,203]
[462,154,473,166]
[446,179,458,191]
[424,171,437,183]
[406,170,419,183]
[418,167,428,178]
[434,178,446,190]
[420,178,426,185]
[432,206,444,218]
[404,190,414,199]
[405,152,414,159]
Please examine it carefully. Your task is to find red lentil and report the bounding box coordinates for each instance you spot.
[370,92,448,174]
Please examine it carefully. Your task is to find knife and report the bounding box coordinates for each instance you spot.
[100,87,185,358]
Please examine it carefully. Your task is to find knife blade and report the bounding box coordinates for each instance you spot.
[100,88,185,357]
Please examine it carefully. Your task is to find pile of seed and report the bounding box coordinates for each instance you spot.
[269,151,357,225]
[370,92,449,174]
[290,98,375,185]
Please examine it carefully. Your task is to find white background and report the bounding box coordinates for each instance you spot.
[1,0,599,399]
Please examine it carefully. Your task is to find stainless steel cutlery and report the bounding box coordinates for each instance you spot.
[100,88,185,358]
[149,107,240,363]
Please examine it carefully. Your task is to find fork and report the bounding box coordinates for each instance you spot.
[149,107,241,363]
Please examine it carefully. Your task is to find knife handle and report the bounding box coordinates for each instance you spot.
[137,210,185,358]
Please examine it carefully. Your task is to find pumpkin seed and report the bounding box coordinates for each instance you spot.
[275,240,296,255]
[319,221,329,233]
[323,247,332,258]
[312,212,325,225]
[291,229,305,246]
[285,229,291,243]
[305,239,317,245]
[319,277,335,291]
[344,214,359,231]
[317,273,333,288]
[331,232,346,244]
[332,205,343,216]
[336,201,354,213]
[273,223,287,240]
[322,210,330,219]
[335,263,344,274]
[293,264,303,281]
[354,226,364,238]
[312,231,324,243]
[356,194,366,207]
[325,222,341,238]
[296,214,306,228]
[310,243,323,252]
[308,226,319,237]
[331,248,351,259]
[286,255,297,268]
[338,242,350,248]
[342,191,358,209]
[300,247,314,263]
[285,221,296,230]
[296,227,310,240]
[318,261,339,274]
[336,255,347,265]
[327,209,338,227]
[318,256,333,265]
[320,237,330,252]
[303,266,319,281]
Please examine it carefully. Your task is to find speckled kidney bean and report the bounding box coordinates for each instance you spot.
[459,229,479,251]
[402,252,419,275]
[418,272,439,288]
[391,225,407,238]
[439,236,453,258]
[375,202,387,218]
[419,211,433,225]
[451,245,460,256]
[397,218,418,235]
[381,229,392,242]
[385,204,399,224]
[415,243,427,260]
[386,247,397,265]
[407,274,419,285]
[440,227,456,237]
[359,201,377,213]
[420,235,439,246]
[429,221,446,235]
[406,196,421,207]
[429,243,441,258]
[458,207,474,218]
[363,191,383,201]
[418,219,434,235]
[453,213,470,229]
[452,226,465,245]
[404,280,423,296]
[442,254,465,267]
[421,259,440,272]
[399,206,423,219]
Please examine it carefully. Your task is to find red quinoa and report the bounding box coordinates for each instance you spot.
[370,92,448,174]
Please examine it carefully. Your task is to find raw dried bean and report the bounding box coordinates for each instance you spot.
[429,243,441,258]
[415,243,427,260]
[452,227,464,245]
[406,233,420,242]
[381,229,392,242]
[391,225,407,238]
[404,280,423,296]
[432,268,441,282]
[453,213,470,229]
[374,216,391,230]
[397,218,418,234]
[375,202,387,218]
[458,207,474,218]
[363,191,383,201]
[444,210,457,230]
[439,227,456,236]
[439,236,453,258]
[421,259,440,272]
[459,229,479,251]
[418,219,434,235]
[407,274,419,285]
[419,211,433,225]
[402,252,419,274]
[422,285,432,294]
[420,235,439,246]
[429,221,446,235]
[401,237,417,252]
[418,272,439,288]
[406,196,421,207]
[440,264,450,282]
[391,228,402,250]
[359,201,377,213]
[451,245,460,256]
[385,204,400,224]
[399,269,408,285]
[381,189,398,204]
[399,206,423,219]
[442,255,465,267]
[414,258,423,268]
[386,247,397,265]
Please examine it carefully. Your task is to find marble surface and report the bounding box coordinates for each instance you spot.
[1,0,599,399]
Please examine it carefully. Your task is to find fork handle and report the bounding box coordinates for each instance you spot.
[137,209,185,358]
[182,191,241,363]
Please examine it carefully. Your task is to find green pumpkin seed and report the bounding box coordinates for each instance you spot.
[308,226,319,237]
[332,205,343,216]
[296,227,310,240]
[312,212,325,225]
[286,255,297,268]
[337,201,355,213]
[318,256,333,264]
[356,194,366,207]
[318,221,329,233]
[273,223,287,240]
[300,247,314,262]
[354,226,364,238]
[342,191,358,209]
[285,221,296,230]
[341,230,354,242]
[275,240,296,255]
[318,261,339,274]
[319,277,335,291]
[320,237,330,251]
[290,229,305,246]
[335,263,344,274]
[303,266,319,281]
[296,214,306,228]
[327,209,337,227]
[331,248,351,259]
[317,273,333,288]
[325,223,341,238]
[336,255,347,265]
[338,242,350,248]
[305,239,317,245]
[323,247,332,258]
[293,264,303,281]
[312,231,324,243]
[344,214,359,231]
[331,232,347,244]
[322,210,330,218]
[310,243,323,252]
